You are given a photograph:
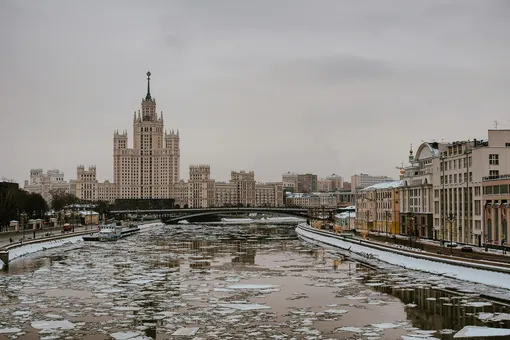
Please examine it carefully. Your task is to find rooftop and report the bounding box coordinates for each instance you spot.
[361,180,404,191]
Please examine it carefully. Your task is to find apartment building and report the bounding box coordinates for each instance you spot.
[297,173,318,193]
[282,172,298,193]
[317,174,343,192]
[255,182,284,207]
[188,165,215,208]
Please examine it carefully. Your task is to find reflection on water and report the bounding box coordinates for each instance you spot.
[0,224,508,339]
[363,274,510,339]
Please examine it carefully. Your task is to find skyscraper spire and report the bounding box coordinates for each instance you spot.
[145,71,152,100]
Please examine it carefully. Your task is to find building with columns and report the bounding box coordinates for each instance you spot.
[400,142,447,239]
[113,71,180,200]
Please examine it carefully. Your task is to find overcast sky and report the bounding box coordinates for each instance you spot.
[1,0,510,184]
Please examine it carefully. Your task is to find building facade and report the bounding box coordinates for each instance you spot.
[401,143,445,239]
[482,175,510,246]
[317,174,343,192]
[355,180,402,234]
[23,169,71,203]
[188,165,215,208]
[282,172,298,193]
[351,173,394,192]
[297,173,318,193]
[231,171,256,206]
[113,72,180,200]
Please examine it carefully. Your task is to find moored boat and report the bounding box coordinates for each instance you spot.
[83,222,140,242]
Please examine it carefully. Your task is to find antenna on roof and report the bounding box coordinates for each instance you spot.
[494,120,499,129]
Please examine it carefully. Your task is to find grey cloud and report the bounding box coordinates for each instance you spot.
[1,0,510,184]
[268,55,397,85]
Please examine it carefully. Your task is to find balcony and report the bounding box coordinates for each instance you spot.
[483,174,510,182]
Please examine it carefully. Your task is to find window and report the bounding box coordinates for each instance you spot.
[489,154,499,165]
[489,170,500,178]
[475,186,481,196]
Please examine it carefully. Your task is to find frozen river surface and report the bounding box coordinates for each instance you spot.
[0,223,510,339]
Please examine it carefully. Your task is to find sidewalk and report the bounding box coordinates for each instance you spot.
[0,225,98,248]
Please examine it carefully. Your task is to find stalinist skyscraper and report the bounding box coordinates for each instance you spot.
[113,72,180,199]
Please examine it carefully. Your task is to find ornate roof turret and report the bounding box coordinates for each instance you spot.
[145,71,152,101]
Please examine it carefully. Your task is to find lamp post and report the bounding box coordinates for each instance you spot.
[447,213,456,255]
[21,212,27,241]
[408,213,415,248]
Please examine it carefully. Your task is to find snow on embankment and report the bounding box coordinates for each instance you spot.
[296,225,510,290]
[0,236,84,270]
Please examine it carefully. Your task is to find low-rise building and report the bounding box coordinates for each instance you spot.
[355,180,403,234]
[285,192,337,208]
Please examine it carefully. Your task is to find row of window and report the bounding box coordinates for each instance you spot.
[484,185,510,195]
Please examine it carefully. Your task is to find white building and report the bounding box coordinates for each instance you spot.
[401,142,446,239]
[74,166,116,203]
[113,71,180,200]
[23,169,71,203]
[188,165,215,208]
[351,173,394,192]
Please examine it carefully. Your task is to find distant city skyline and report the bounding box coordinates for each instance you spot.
[2,0,509,184]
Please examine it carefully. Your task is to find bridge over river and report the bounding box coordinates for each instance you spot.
[111,207,355,223]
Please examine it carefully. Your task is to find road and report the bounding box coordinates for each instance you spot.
[363,232,510,265]
[0,225,99,248]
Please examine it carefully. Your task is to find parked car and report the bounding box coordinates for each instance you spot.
[446,242,458,247]
[461,246,474,252]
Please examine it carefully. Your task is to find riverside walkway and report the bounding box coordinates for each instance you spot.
[0,225,95,249]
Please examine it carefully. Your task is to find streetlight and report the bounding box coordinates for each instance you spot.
[385,211,392,242]
[408,213,415,248]
[21,212,27,241]
[441,154,445,247]
[447,213,456,255]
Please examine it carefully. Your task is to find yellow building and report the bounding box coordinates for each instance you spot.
[355,180,403,235]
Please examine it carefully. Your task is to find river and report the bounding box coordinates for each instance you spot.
[0,223,509,339]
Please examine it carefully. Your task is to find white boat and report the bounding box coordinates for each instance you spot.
[83,223,140,242]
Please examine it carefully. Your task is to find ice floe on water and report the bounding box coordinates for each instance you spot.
[0,223,509,339]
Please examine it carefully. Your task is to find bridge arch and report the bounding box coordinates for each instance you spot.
[162,208,308,224]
